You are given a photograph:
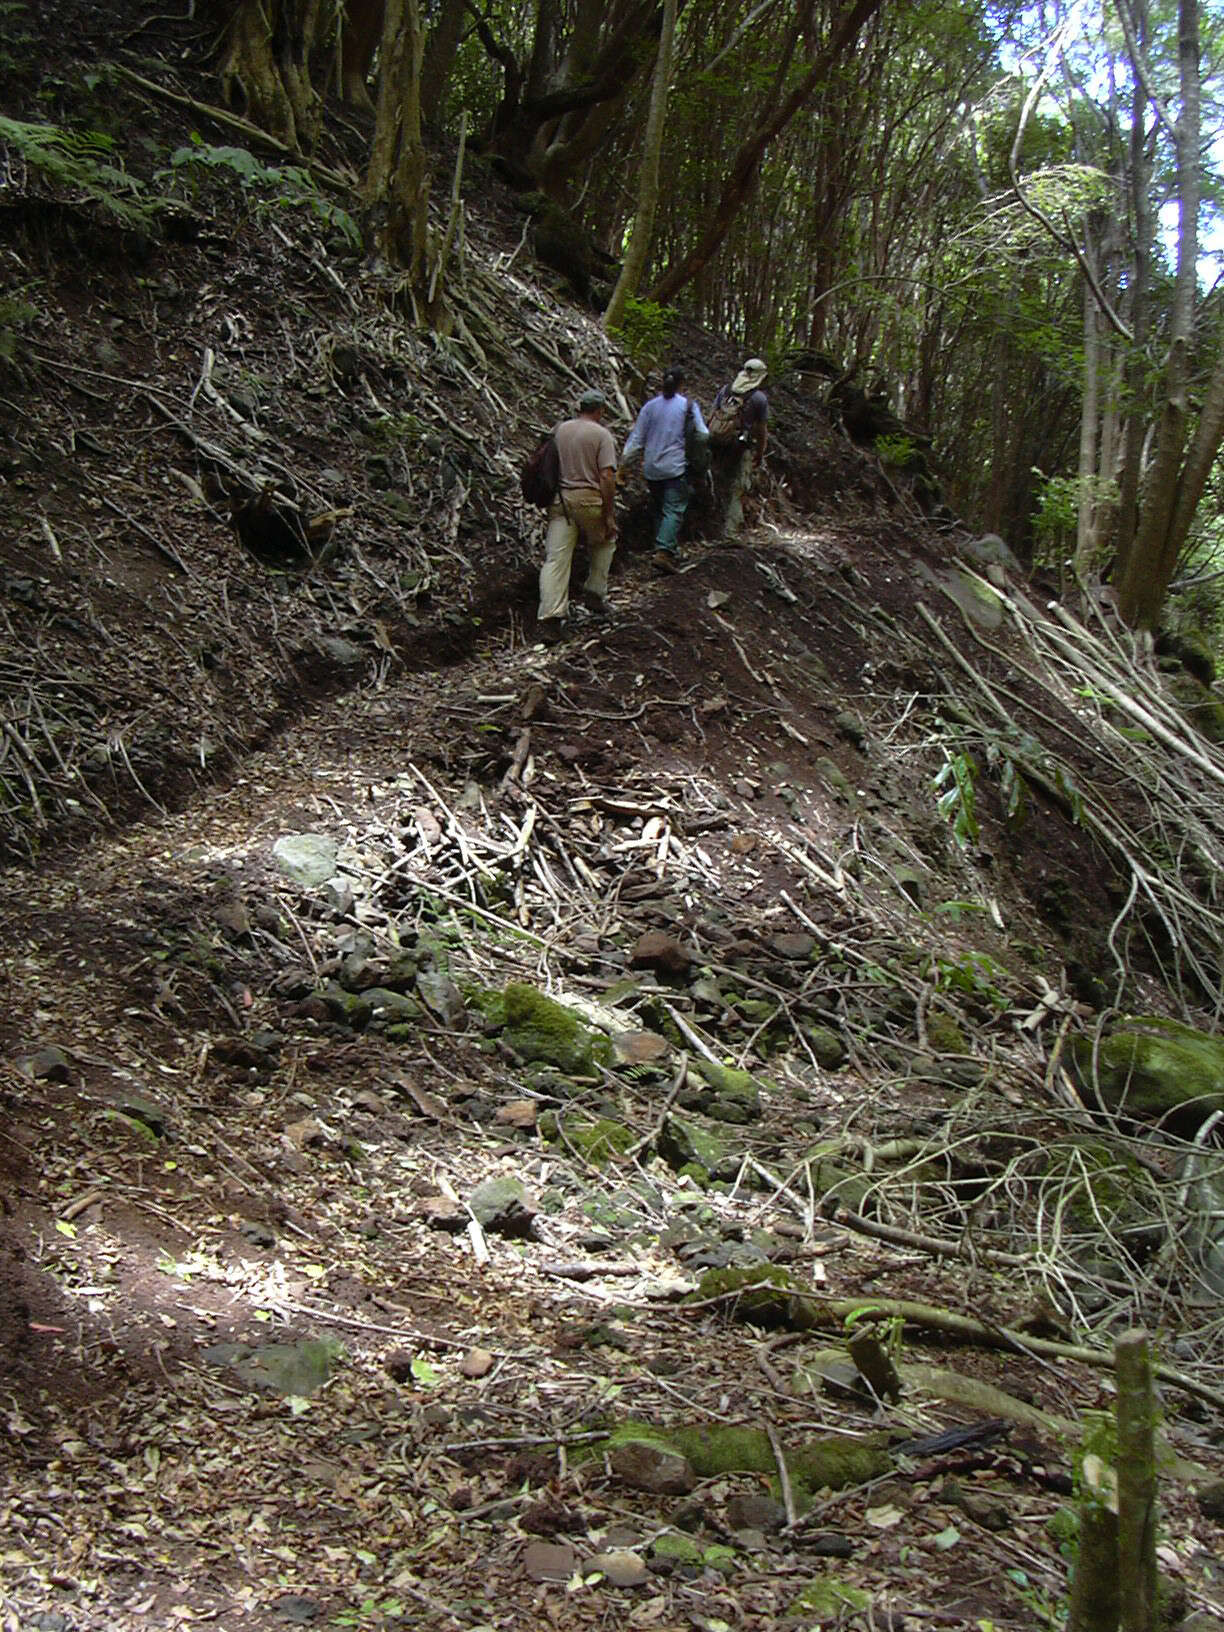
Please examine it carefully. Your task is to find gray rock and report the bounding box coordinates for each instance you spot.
[203,1338,343,1397]
[469,1175,536,1238]
[585,1549,648,1587]
[416,970,468,1029]
[961,532,1022,573]
[610,1438,696,1495]
[629,930,694,977]
[726,1493,786,1532]
[319,876,354,917]
[273,833,339,888]
[22,1045,73,1083]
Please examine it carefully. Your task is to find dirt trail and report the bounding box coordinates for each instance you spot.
[3,8,1224,1624]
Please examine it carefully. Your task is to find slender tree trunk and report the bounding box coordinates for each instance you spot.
[1115,13,1151,582]
[1076,278,1100,575]
[421,0,467,128]
[646,0,883,306]
[1117,0,1200,626]
[1116,1329,1158,1632]
[603,0,678,330]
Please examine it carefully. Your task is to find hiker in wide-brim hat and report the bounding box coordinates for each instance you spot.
[706,357,769,540]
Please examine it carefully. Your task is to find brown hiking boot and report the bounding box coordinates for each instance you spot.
[582,591,610,617]
[536,617,565,645]
[651,550,679,574]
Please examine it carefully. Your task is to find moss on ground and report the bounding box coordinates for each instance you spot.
[503,981,612,1074]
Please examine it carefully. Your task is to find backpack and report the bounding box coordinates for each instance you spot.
[521,434,560,508]
[707,390,745,447]
[684,397,711,478]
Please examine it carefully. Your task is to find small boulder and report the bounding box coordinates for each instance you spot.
[469,1175,536,1238]
[610,1438,696,1495]
[272,833,339,888]
[630,931,694,978]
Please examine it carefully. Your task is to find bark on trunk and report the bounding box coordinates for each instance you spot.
[602,0,678,330]
[220,0,326,150]
[1117,0,1200,626]
[646,0,884,307]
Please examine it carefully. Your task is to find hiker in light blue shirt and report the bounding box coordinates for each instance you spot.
[620,367,708,572]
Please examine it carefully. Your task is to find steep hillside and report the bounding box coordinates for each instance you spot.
[2,9,1224,1632]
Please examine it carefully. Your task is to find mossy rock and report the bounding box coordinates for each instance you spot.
[362,987,424,1028]
[502,981,612,1075]
[322,982,373,1028]
[651,1532,703,1566]
[692,1265,820,1331]
[804,1143,871,1212]
[542,1114,634,1165]
[657,1114,739,1178]
[1069,1018,1224,1129]
[1049,1140,1155,1231]
[805,1024,846,1069]
[676,1161,710,1187]
[606,1420,888,1506]
[690,1060,761,1124]
[925,1011,968,1053]
[791,1579,871,1619]
[465,984,507,1027]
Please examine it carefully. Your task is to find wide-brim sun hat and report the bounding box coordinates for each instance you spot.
[731,358,767,396]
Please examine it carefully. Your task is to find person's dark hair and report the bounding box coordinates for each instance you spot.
[661,367,684,398]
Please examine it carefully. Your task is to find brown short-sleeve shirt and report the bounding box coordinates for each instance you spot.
[556,415,616,490]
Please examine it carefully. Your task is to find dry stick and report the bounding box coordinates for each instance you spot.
[764,1420,798,1527]
[112,65,353,192]
[660,1002,724,1069]
[685,1285,1224,1414]
[1116,1328,1158,1632]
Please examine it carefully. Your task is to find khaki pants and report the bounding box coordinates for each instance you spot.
[537,488,615,620]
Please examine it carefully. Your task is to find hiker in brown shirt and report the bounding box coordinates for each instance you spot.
[537,389,618,642]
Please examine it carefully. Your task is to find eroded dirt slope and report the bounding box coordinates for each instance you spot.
[3,7,1224,1632]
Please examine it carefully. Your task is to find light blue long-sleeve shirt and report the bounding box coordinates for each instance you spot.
[621,393,707,480]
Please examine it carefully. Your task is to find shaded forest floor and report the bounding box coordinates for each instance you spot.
[2,6,1224,1631]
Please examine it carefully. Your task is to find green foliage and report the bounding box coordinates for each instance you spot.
[875,431,917,469]
[0,0,35,75]
[165,140,362,252]
[1030,470,1078,562]
[0,113,154,229]
[608,295,675,369]
[933,749,979,847]
[925,949,1011,1011]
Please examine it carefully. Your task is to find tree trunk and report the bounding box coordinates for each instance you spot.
[1114,6,1151,583]
[220,0,326,150]
[421,0,467,129]
[1075,278,1100,575]
[1117,0,1200,627]
[364,0,431,294]
[1116,1329,1158,1632]
[646,0,884,306]
[602,0,678,330]
[338,0,384,106]
[1067,1499,1120,1632]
